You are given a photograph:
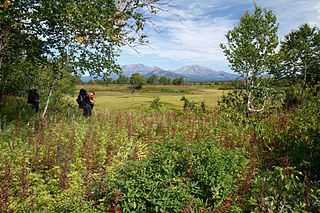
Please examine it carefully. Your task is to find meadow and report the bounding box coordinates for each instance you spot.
[73,85,228,111]
[0,84,319,212]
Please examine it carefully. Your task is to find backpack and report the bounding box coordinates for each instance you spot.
[27,90,34,104]
[76,94,84,109]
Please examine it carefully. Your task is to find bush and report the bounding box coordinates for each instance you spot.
[97,138,250,212]
[149,97,162,110]
[282,87,301,108]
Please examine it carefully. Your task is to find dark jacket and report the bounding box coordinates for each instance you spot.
[77,89,90,109]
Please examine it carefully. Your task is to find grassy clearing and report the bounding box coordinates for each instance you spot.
[73,85,229,111]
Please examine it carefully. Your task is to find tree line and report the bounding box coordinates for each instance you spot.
[87,74,185,86]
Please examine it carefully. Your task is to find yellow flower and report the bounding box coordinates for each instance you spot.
[118,19,123,24]
[0,0,11,7]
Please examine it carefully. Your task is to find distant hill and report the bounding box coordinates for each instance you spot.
[143,68,185,79]
[121,63,158,76]
[81,64,240,82]
[173,65,240,82]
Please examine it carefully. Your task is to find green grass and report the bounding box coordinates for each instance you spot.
[74,85,229,111]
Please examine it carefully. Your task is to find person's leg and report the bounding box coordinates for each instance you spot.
[83,107,88,116]
[83,106,91,117]
[88,107,92,117]
[35,102,39,112]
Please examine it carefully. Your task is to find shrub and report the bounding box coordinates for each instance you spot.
[149,97,162,110]
[97,138,250,212]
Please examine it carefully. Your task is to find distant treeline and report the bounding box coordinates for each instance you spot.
[82,74,186,86]
[82,74,299,91]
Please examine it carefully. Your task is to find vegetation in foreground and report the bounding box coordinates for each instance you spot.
[0,84,319,212]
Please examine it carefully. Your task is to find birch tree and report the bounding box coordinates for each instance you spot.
[220,5,279,112]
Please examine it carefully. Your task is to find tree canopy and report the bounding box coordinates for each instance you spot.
[1,0,161,75]
[280,23,320,88]
[220,4,279,112]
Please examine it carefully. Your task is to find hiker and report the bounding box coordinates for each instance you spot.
[89,91,95,109]
[76,88,91,117]
[27,89,40,112]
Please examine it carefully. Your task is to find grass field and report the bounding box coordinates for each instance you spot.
[73,85,229,111]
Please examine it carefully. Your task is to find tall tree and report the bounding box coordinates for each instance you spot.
[220,4,279,112]
[115,75,129,84]
[130,73,146,88]
[147,74,158,85]
[173,77,185,85]
[280,23,320,89]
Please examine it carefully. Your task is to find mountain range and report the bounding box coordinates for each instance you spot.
[81,64,240,82]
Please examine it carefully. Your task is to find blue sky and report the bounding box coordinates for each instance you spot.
[118,0,320,73]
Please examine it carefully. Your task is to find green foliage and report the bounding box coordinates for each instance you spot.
[220,4,279,76]
[180,96,206,113]
[282,87,301,108]
[114,75,129,84]
[147,74,158,85]
[256,89,320,177]
[130,73,147,91]
[245,166,320,212]
[173,77,185,85]
[99,138,249,212]
[1,0,162,75]
[220,4,279,112]
[1,84,319,212]
[218,90,247,113]
[280,23,320,88]
[149,96,162,110]
[159,76,172,85]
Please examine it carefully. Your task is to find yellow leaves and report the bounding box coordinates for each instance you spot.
[68,13,74,19]
[112,35,117,41]
[118,19,123,24]
[76,36,84,44]
[111,32,127,46]
[67,9,74,19]
[0,0,11,8]
[115,0,122,12]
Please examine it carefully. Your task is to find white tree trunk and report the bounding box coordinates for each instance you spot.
[41,54,69,119]
[41,67,63,119]
[247,91,267,112]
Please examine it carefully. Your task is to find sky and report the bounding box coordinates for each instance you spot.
[117,0,320,73]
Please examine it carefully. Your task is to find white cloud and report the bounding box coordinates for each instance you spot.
[120,0,320,71]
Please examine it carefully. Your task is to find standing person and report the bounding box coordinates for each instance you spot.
[76,88,91,117]
[89,91,95,110]
[27,89,40,112]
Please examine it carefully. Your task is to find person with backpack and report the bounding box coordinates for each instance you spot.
[76,88,91,117]
[27,89,40,112]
